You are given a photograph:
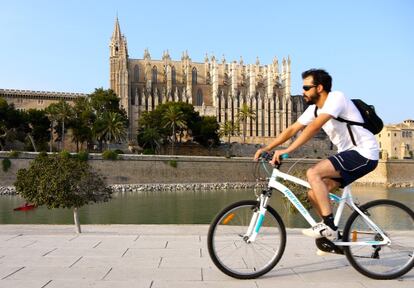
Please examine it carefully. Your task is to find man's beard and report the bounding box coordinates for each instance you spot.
[303,93,320,105]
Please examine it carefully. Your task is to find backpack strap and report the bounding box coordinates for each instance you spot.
[314,106,358,146]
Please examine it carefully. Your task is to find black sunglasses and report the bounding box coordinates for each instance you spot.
[303,85,317,91]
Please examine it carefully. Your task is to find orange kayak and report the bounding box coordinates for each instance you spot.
[13,203,37,211]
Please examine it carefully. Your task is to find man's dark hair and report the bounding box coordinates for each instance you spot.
[302,69,332,93]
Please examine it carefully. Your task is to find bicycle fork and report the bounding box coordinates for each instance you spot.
[243,192,271,243]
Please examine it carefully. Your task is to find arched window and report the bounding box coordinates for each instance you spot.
[172,66,176,85]
[152,66,157,83]
[223,73,229,85]
[134,65,140,82]
[192,67,198,85]
[196,89,203,106]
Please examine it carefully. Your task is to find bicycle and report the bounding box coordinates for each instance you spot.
[207,153,414,280]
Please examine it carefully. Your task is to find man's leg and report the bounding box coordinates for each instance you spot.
[306,159,341,217]
[308,178,340,217]
[302,159,343,239]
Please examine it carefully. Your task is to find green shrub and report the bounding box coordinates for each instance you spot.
[8,150,20,158]
[102,150,118,160]
[59,150,71,159]
[114,149,124,154]
[2,158,12,172]
[38,151,48,158]
[143,148,155,155]
[76,151,89,162]
[168,160,177,168]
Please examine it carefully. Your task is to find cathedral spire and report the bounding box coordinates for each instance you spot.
[110,17,128,57]
[112,17,122,41]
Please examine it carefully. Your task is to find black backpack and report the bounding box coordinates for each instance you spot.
[314,99,383,146]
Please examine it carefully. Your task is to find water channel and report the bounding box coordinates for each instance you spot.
[1,186,413,228]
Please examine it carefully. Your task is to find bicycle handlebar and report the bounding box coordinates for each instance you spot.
[259,152,289,170]
[259,152,289,161]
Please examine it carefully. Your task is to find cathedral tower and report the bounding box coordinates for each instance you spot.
[109,17,130,136]
[109,18,301,144]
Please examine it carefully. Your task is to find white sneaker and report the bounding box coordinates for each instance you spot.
[316,249,330,256]
[302,222,338,239]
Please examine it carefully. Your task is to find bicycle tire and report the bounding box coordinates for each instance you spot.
[342,199,414,279]
[207,200,286,279]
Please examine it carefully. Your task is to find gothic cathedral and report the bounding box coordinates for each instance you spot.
[110,18,304,143]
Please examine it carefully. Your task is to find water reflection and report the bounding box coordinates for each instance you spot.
[1,187,413,228]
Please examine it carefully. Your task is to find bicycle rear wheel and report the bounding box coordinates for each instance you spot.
[207,200,286,279]
[343,199,414,279]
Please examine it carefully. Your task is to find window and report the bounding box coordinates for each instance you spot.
[172,66,176,84]
[223,73,229,86]
[192,67,197,85]
[130,87,135,105]
[134,65,139,82]
[196,89,203,106]
[152,66,157,83]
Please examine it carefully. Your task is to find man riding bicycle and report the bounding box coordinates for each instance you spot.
[254,69,379,240]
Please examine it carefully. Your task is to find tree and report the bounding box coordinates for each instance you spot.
[237,103,256,143]
[46,100,74,151]
[70,97,95,152]
[162,105,187,155]
[219,120,239,145]
[25,109,51,152]
[94,111,127,149]
[89,88,128,151]
[14,153,112,233]
[0,98,27,150]
[90,88,124,115]
[137,126,163,153]
[192,116,220,147]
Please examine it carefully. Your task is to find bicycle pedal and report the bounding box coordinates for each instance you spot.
[315,238,344,255]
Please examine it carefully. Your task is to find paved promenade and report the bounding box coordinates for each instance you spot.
[0,225,412,288]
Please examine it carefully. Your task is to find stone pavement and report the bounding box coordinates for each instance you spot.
[0,225,412,288]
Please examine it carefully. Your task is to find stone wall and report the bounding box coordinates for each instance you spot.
[1,152,413,188]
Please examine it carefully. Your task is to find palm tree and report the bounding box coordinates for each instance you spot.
[237,103,256,143]
[219,120,239,145]
[46,100,73,151]
[137,126,163,153]
[71,97,95,151]
[94,111,127,150]
[163,106,187,155]
[45,104,59,152]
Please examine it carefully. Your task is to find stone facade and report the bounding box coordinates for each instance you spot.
[109,18,305,142]
[1,152,413,188]
[0,89,85,110]
[377,119,414,159]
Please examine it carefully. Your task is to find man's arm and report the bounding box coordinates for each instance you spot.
[269,113,332,164]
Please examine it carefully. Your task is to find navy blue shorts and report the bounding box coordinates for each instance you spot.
[328,150,378,188]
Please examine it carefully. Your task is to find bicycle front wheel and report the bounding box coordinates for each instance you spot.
[207,200,286,279]
[343,199,414,279]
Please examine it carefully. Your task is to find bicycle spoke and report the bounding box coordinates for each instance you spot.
[344,200,414,279]
[208,201,286,279]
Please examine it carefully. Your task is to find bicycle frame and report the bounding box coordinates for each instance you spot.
[246,165,391,246]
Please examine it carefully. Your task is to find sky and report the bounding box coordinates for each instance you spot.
[0,0,413,124]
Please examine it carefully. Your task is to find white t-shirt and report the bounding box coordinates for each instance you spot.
[298,91,379,160]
